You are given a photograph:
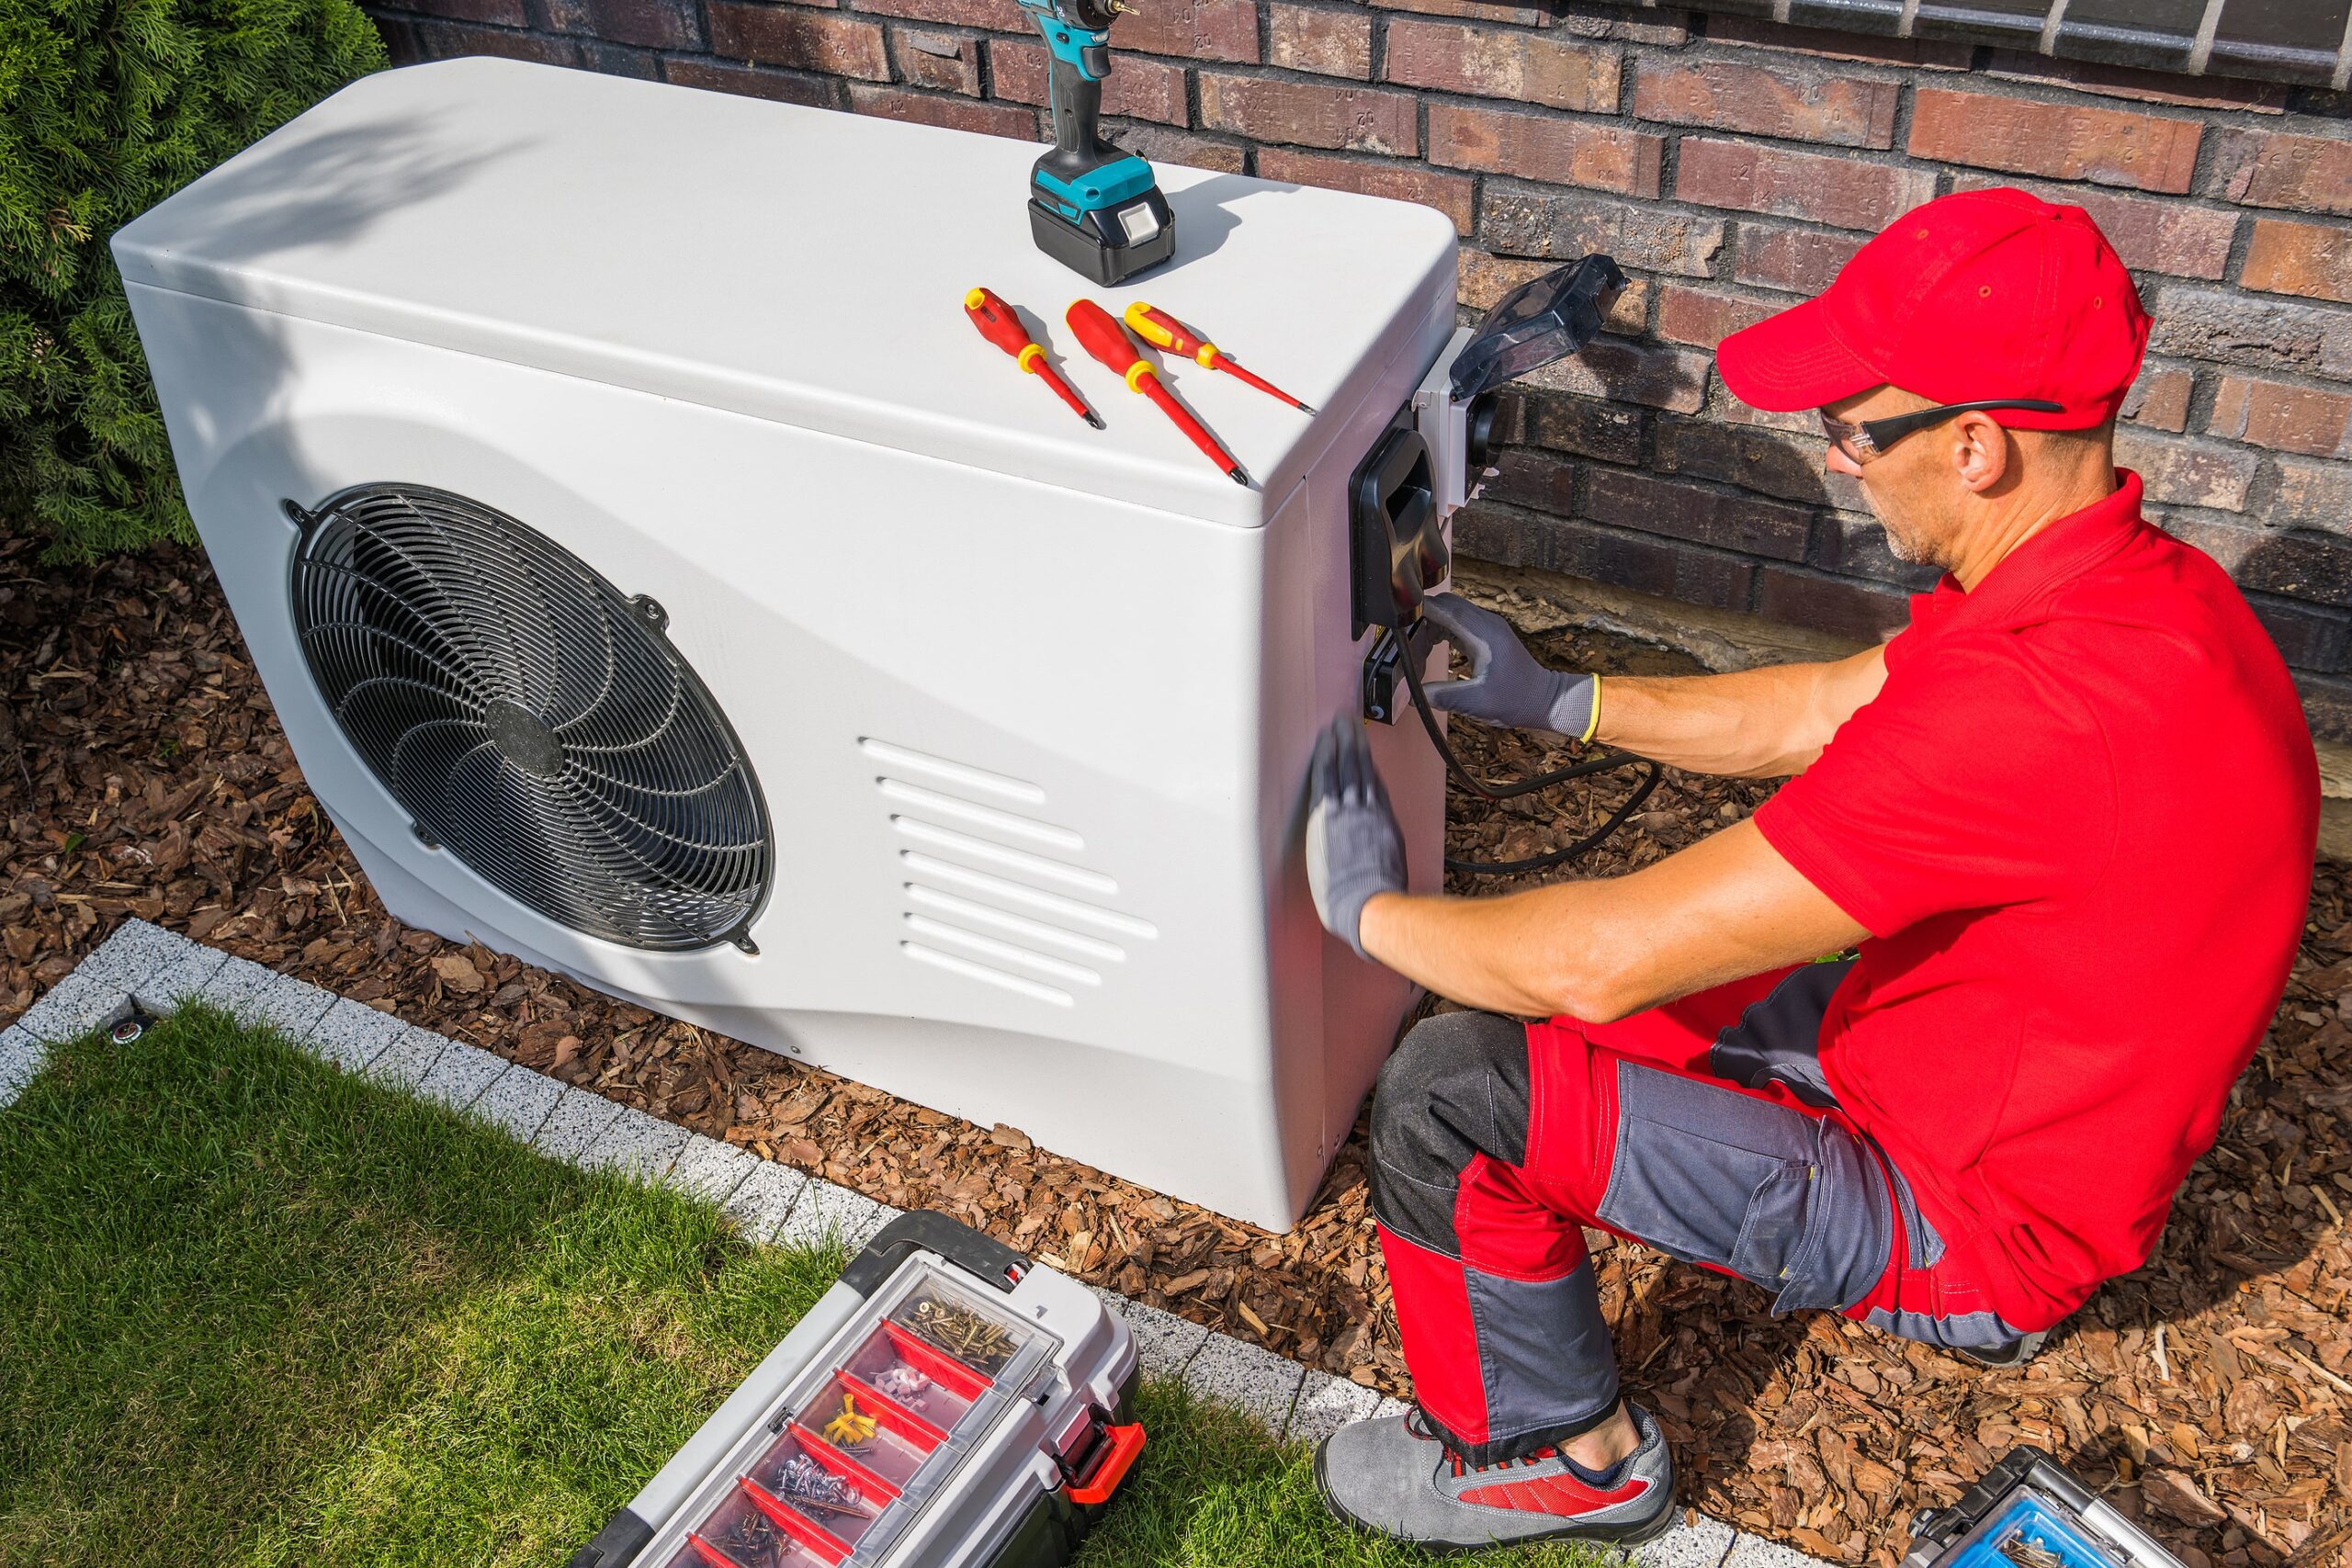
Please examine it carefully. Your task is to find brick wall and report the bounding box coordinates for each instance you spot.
[362,0,2352,734]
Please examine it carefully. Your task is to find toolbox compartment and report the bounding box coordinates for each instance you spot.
[571,1213,1141,1568]
[680,1483,851,1568]
[784,1376,939,1494]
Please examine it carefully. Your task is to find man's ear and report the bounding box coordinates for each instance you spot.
[1950,412,2011,494]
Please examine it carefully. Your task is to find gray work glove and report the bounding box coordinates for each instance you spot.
[1305,715,1407,961]
[1419,592,1598,740]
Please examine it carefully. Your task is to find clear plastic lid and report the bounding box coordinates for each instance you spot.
[655,1259,1061,1567]
[670,1483,845,1568]
[1446,254,1627,401]
[883,1276,1034,1382]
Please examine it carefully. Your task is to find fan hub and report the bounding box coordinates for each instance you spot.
[486,698,564,779]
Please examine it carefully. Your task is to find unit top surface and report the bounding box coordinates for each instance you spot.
[113,58,1461,527]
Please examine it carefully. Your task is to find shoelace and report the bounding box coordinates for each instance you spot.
[1409,1409,1637,1486]
[1445,1448,1563,1479]
[1408,1412,1564,1480]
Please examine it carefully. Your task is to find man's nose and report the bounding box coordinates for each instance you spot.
[1825,445,1864,479]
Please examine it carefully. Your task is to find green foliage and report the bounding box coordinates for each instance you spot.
[0,0,384,560]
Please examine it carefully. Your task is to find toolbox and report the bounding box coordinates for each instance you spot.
[1906,1448,2187,1568]
[569,1213,1143,1568]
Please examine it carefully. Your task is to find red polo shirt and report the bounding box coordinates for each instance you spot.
[1754,471,2317,1329]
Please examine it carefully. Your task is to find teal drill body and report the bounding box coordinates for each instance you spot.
[1017,0,1176,285]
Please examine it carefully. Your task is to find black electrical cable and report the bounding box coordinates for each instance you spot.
[1394,623,1665,876]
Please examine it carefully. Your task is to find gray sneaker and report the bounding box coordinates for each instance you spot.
[1315,1404,1677,1554]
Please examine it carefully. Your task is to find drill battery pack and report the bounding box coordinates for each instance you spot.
[568,1213,1144,1568]
[1905,1448,2187,1568]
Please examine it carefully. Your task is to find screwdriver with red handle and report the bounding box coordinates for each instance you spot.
[1123,302,1315,413]
[1065,299,1250,488]
[966,287,1102,428]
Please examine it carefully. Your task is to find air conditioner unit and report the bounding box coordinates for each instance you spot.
[115,58,1515,1230]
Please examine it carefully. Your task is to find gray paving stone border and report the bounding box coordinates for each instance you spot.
[367,1026,453,1093]
[0,1026,46,1106]
[0,921,1800,1568]
[413,1039,516,1116]
[473,1056,567,1143]
[723,1159,810,1243]
[308,997,409,1076]
[667,1132,760,1208]
[579,1104,691,1182]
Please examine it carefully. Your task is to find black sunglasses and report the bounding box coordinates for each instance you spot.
[1820,399,2066,463]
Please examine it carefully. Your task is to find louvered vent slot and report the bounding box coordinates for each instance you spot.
[291,483,772,952]
[862,738,1154,1002]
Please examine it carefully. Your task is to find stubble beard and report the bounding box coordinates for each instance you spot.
[1870,502,1957,574]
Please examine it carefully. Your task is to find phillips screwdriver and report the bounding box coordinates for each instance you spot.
[1065,299,1250,487]
[1123,302,1315,412]
[965,287,1103,428]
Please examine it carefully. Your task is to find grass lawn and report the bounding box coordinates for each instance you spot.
[0,1008,1603,1568]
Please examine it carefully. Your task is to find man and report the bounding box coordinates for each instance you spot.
[1302,187,2319,1551]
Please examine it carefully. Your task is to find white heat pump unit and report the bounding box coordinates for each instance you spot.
[116,58,1596,1229]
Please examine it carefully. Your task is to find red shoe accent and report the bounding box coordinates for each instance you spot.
[1457,1469,1650,1514]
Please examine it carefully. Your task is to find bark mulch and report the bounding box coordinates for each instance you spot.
[5,532,2346,1568]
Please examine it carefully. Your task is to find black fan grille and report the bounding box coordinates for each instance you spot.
[289,484,771,952]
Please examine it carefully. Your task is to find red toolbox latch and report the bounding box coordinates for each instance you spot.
[1064,1416,1146,1506]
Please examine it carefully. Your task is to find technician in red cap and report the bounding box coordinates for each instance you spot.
[1303,187,2319,1551]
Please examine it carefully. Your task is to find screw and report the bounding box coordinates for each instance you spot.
[412,821,440,850]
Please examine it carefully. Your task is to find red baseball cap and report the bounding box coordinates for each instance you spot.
[1715,186,2150,430]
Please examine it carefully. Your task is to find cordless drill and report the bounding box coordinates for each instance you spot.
[1016,0,1176,286]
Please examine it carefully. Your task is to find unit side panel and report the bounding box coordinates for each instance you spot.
[1256,287,1457,1199]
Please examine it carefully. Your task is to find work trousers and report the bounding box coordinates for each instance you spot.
[1372,960,2030,1467]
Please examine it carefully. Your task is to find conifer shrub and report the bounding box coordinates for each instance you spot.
[1,0,385,559]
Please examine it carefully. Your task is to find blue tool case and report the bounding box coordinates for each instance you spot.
[1905,1448,2187,1568]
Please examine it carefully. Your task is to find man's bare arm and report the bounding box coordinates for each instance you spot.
[1591,643,1887,777]
[1357,819,1868,1021]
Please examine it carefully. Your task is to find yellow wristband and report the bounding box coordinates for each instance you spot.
[1577,675,1602,746]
